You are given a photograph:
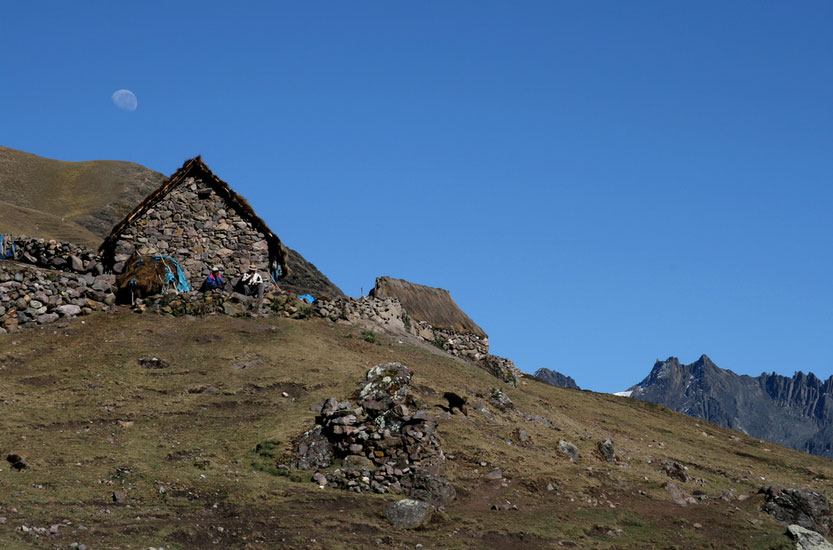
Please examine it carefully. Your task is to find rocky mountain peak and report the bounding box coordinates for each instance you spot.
[533,369,580,390]
[624,356,833,459]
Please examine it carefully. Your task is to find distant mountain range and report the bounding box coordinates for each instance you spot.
[533,368,580,390]
[622,355,833,459]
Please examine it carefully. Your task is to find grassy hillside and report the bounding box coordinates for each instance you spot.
[0,146,165,243]
[0,310,830,549]
[0,201,102,248]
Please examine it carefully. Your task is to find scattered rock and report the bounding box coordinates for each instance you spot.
[385,499,435,529]
[485,468,503,480]
[665,482,688,506]
[489,388,514,411]
[138,356,169,369]
[597,438,615,463]
[660,460,691,482]
[559,440,579,462]
[112,490,126,504]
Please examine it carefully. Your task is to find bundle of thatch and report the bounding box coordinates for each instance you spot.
[115,253,190,304]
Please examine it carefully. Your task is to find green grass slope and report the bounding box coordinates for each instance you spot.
[0,146,165,243]
[0,201,102,248]
[0,311,829,549]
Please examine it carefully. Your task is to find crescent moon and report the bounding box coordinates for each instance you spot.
[112,89,138,112]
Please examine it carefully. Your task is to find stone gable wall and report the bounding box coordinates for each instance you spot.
[110,176,274,287]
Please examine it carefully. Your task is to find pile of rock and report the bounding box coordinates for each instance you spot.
[1,235,101,274]
[0,264,115,333]
[290,362,455,505]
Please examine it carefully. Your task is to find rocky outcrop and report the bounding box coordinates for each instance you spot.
[291,363,455,505]
[534,368,580,390]
[623,355,833,459]
[761,486,833,535]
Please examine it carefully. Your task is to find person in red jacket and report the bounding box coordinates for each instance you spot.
[201,266,226,291]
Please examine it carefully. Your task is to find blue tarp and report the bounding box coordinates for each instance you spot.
[298,294,315,303]
[134,255,191,293]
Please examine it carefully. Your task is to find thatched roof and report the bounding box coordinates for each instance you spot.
[98,156,290,276]
[370,276,486,337]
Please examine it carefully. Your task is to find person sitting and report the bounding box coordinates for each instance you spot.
[235,264,264,298]
[201,266,226,292]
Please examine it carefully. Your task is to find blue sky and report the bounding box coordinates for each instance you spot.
[2,2,831,392]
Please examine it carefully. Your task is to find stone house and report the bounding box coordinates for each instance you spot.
[99,156,290,288]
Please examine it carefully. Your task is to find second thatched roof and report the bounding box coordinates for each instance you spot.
[370,276,486,337]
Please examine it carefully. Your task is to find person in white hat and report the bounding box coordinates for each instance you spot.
[200,265,226,292]
[236,263,264,298]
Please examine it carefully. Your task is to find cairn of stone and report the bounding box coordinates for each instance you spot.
[291,362,455,505]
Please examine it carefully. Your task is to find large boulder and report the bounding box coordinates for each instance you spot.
[558,440,579,462]
[404,468,456,506]
[788,524,833,550]
[385,499,435,529]
[597,438,615,463]
[761,486,833,535]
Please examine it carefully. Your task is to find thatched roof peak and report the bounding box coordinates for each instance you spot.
[99,156,290,276]
[370,276,487,337]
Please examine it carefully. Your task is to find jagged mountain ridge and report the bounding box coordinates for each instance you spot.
[626,355,833,459]
[533,368,581,390]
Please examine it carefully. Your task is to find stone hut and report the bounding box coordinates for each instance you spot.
[99,157,290,288]
[370,276,486,337]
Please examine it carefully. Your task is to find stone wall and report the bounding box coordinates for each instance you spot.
[141,291,521,385]
[0,234,519,385]
[107,176,275,287]
[1,235,102,274]
[0,264,115,334]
